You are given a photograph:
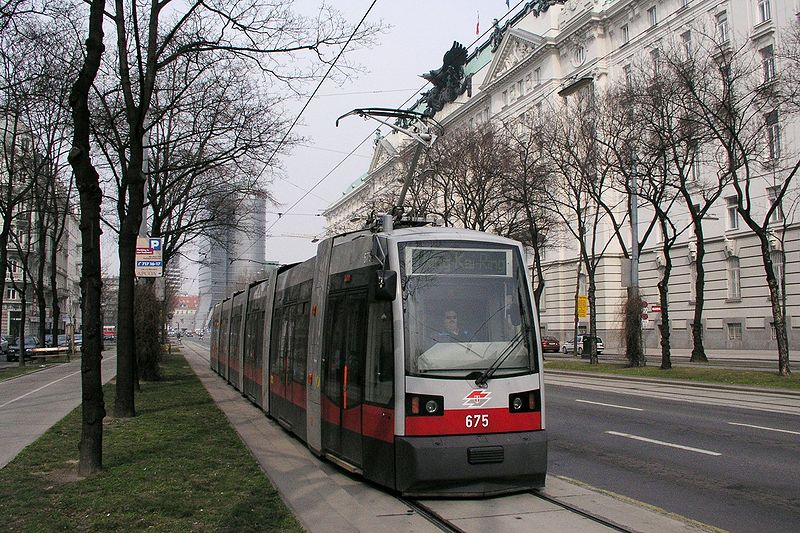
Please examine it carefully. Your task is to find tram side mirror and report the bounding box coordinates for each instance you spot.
[508,307,521,326]
[374,270,397,301]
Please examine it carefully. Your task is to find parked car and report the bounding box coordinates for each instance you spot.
[540,335,560,353]
[561,334,604,356]
[7,336,40,362]
[0,335,8,355]
[103,329,116,342]
[73,334,83,347]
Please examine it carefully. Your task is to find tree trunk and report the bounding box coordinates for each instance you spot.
[759,237,791,376]
[572,261,581,358]
[625,287,645,367]
[50,230,61,342]
[115,143,146,417]
[68,0,106,477]
[690,221,708,362]
[657,256,672,370]
[587,269,598,365]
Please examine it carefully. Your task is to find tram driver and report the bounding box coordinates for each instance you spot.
[432,309,470,343]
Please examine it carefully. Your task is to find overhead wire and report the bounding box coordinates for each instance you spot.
[270,0,687,234]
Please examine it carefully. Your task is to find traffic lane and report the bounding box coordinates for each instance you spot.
[0,353,117,469]
[546,382,800,533]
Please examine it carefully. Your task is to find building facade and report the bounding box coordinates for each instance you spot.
[324,0,800,352]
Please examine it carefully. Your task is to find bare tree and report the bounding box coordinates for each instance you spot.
[91,0,382,418]
[500,111,559,315]
[679,30,797,375]
[541,90,626,364]
[426,124,517,235]
[68,0,106,476]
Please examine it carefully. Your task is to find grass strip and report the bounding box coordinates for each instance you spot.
[544,360,800,390]
[0,352,303,532]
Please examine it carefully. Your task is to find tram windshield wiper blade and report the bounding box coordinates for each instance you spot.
[474,329,526,388]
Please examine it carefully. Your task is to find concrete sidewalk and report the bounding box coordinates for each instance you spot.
[549,346,788,369]
[182,341,711,533]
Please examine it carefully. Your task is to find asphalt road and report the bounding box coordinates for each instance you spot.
[545,373,800,532]
[0,351,117,469]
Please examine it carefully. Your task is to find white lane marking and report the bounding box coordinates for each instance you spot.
[606,431,722,456]
[0,370,81,409]
[728,422,800,436]
[0,355,116,409]
[576,399,643,411]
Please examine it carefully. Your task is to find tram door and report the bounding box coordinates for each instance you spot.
[322,292,367,466]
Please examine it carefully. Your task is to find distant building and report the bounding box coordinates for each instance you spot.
[173,294,199,332]
[1,115,82,338]
[195,195,277,330]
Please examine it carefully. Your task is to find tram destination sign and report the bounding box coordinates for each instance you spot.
[407,247,512,277]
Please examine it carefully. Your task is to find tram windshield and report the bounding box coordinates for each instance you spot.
[399,240,538,379]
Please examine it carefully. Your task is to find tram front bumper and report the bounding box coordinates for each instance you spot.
[395,430,547,497]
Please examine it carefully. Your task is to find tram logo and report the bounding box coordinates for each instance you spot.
[463,389,491,408]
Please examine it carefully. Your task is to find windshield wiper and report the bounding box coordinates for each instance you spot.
[474,328,527,388]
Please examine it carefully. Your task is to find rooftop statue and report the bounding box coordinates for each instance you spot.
[420,41,472,117]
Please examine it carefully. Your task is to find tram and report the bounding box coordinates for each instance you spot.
[210,220,547,496]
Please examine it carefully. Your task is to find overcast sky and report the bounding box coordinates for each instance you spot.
[265,1,518,259]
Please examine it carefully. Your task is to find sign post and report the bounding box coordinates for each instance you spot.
[135,237,163,277]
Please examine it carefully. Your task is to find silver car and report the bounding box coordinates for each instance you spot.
[561,334,604,355]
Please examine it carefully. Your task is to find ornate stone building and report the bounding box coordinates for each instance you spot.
[324,0,799,353]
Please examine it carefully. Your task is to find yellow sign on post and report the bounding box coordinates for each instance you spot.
[577,295,588,318]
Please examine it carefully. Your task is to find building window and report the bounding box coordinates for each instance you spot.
[517,79,525,98]
[727,257,741,300]
[621,24,630,45]
[650,48,661,74]
[691,156,701,181]
[534,67,541,85]
[771,250,785,299]
[760,45,775,82]
[5,287,17,300]
[727,322,743,340]
[717,12,729,43]
[767,185,784,222]
[502,90,508,107]
[681,31,693,56]
[681,0,690,7]
[726,195,739,230]
[574,45,585,65]
[623,64,632,86]
[757,0,771,23]
[766,110,781,161]
[648,5,657,27]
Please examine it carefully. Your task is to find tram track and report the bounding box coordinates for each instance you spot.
[528,490,634,532]
[401,490,636,533]
[400,498,466,533]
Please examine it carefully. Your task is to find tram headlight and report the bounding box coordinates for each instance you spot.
[509,390,540,412]
[406,394,444,416]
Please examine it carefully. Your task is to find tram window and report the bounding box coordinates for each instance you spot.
[292,303,309,383]
[365,301,394,406]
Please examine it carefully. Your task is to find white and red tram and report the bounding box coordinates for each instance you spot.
[210,224,547,496]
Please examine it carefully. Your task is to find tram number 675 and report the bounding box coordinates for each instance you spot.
[465,414,489,428]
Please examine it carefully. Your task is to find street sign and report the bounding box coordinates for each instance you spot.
[577,295,588,318]
[651,304,662,313]
[641,300,648,308]
[135,237,163,277]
